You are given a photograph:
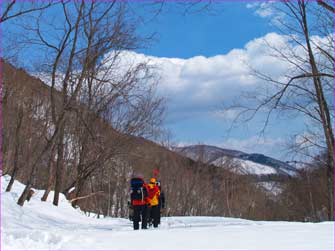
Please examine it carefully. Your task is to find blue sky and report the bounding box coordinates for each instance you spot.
[136,2,273,58]
[3,1,321,161]
[126,2,307,160]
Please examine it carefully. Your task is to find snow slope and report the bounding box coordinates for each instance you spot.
[174,145,298,176]
[1,176,334,250]
[212,157,278,175]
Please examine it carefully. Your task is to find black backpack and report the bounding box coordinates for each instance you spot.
[130,177,147,201]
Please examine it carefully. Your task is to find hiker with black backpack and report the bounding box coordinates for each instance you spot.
[130,176,149,230]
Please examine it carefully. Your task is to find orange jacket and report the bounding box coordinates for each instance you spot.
[147,183,160,206]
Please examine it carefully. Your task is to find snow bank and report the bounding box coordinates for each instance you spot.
[1,175,334,250]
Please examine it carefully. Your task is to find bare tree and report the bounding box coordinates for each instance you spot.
[10,0,165,209]
[275,0,333,220]
[0,1,56,23]
[226,1,333,219]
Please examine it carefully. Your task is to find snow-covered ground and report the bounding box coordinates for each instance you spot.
[1,175,334,250]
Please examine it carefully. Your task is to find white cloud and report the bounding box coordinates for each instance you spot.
[117,33,293,121]
[246,3,259,9]
[211,109,242,121]
[106,32,331,126]
[256,2,275,18]
[246,2,285,26]
[246,2,275,17]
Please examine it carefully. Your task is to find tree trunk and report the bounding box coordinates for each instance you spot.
[53,122,65,206]
[300,0,334,220]
[307,172,317,221]
[41,146,56,201]
[17,182,33,206]
[6,108,23,192]
[17,108,64,206]
[6,126,20,192]
[71,176,87,207]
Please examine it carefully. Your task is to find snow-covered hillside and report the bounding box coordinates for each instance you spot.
[175,145,298,176]
[1,176,333,250]
[212,157,279,175]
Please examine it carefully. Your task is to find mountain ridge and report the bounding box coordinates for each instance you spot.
[173,144,298,176]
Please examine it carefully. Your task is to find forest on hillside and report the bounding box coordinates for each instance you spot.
[1,1,334,222]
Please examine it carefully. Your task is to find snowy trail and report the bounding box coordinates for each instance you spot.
[1,176,334,250]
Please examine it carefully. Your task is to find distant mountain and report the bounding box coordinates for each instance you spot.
[173,145,298,177]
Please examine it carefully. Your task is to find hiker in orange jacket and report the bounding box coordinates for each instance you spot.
[147,177,160,228]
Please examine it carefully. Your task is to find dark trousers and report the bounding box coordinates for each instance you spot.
[149,205,160,228]
[133,205,148,230]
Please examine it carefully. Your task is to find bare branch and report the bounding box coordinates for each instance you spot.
[317,0,335,13]
[69,191,104,203]
[1,1,58,23]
